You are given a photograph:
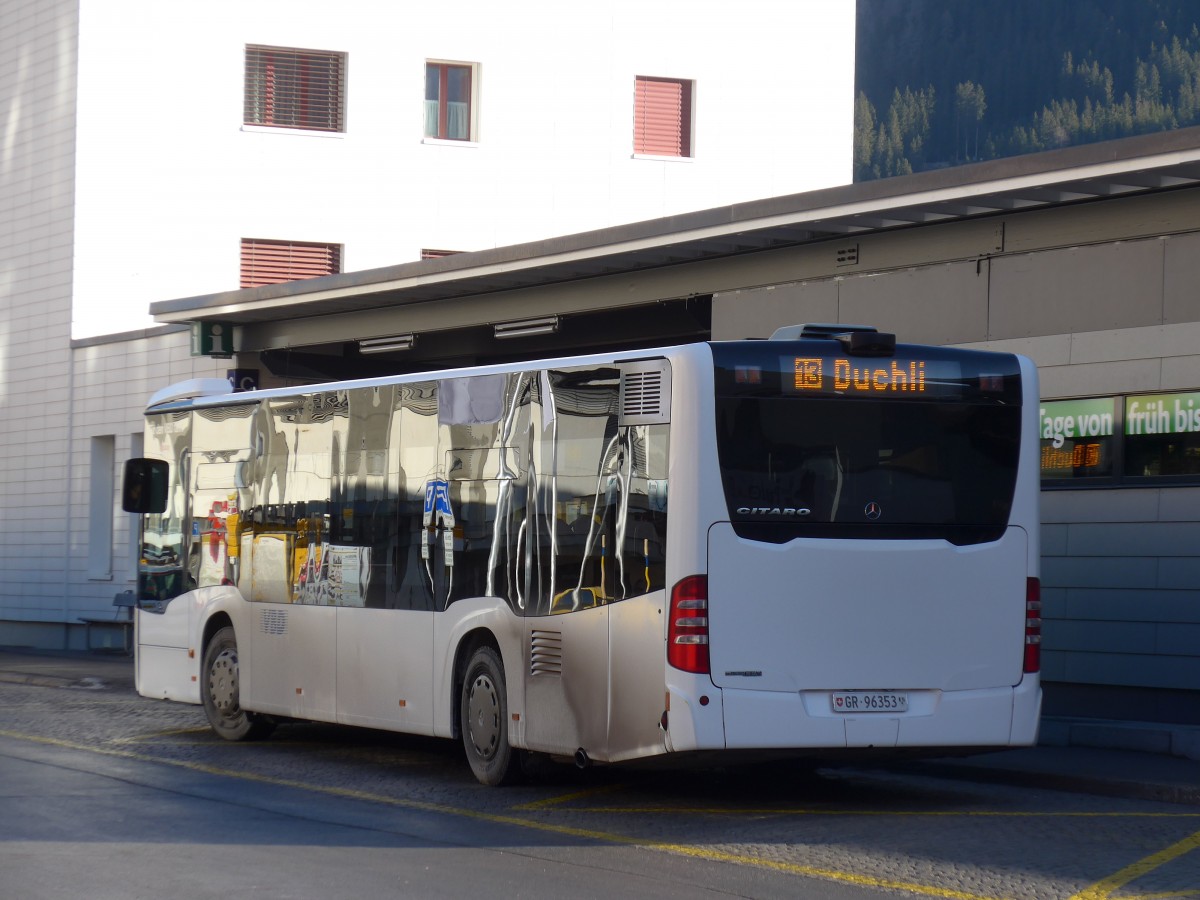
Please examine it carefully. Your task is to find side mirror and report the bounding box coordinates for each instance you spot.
[122,458,169,514]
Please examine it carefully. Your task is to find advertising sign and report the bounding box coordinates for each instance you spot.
[1039,397,1117,479]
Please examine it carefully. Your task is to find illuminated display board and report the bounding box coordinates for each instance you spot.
[1039,398,1117,479]
[780,356,979,399]
[712,342,1022,404]
[789,357,928,393]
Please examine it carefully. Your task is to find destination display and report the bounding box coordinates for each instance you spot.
[779,356,995,400]
[711,343,1023,404]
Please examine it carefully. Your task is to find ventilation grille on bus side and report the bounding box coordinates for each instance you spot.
[530,630,563,677]
[260,608,288,636]
[619,360,672,426]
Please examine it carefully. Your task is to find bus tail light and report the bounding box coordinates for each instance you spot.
[668,575,709,674]
[1024,577,1041,674]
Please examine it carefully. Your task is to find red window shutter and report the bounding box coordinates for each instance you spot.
[241,239,341,288]
[245,46,345,132]
[635,77,691,157]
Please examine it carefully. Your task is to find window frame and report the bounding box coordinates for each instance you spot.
[633,76,694,159]
[424,61,478,143]
[244,44,347,133]
[1040,390,1200,488]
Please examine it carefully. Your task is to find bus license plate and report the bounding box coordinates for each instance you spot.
[831,691,908,713]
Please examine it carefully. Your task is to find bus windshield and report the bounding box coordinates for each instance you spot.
[712,342,1023,545]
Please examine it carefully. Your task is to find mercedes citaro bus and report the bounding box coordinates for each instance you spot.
[123,324,1041,784]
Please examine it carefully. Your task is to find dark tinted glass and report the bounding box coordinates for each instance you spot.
[712,342,1022,545]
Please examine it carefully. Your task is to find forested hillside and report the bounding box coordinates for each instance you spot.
[854,0,1200,180]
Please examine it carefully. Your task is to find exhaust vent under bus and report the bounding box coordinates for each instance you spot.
[619,360,672,426]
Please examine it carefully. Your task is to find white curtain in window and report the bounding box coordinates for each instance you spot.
[424,99,439,137]
[447,101,469,139]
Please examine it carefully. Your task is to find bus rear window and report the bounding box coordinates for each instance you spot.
[712,344,1022,545]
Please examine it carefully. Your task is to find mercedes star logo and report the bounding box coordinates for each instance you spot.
[864,501,882,520]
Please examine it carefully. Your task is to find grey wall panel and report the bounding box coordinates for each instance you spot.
[1069,325,1171,364]
[1003,189,1200,255]
[711,281,837,340]
[1041,585,1067,608]
[1066,522,1200,557]
[989,239,1165,340]
[1157,486,1200,521]
[1162,353,1200,391]
[1164,231,1200,324]
[1156,623,1200,655]
[955,333,1073,366]
[1056,651,1200,690]
[1041,523,1069,556]
[835,261,990,345]
[1038,358,1164,398]
[1156,557,1200,589]
[1041,488,1161,524]
[1062,588,1200,624]
[1042,556,1158,589]
[1039,652,1068,681]
[1042,620,1157,654]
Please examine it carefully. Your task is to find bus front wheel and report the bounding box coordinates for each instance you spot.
[201,626,274,741]
[460,645,520,786]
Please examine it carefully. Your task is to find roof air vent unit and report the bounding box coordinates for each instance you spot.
[619,360,671,426]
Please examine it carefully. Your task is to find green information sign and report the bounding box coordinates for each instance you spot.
[1039,398,1116,449]
[1125,392,1200,436]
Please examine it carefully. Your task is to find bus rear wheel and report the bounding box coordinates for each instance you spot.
[460,645,520,786]
[202,626,274,741]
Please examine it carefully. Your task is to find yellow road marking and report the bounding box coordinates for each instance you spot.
[512,783,629,810]
[1067,829,1200,900]
[3,727,1196,900]
[111,726,212,744]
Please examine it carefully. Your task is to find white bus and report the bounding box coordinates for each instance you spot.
[123,324,1042,785]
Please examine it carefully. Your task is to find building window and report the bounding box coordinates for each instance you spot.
[88,436,115,580]
[241,239,341,288]
[245,45,346,132]
[1040,397,1118,481]
[425,62,474,141]
[634,76,693,157]
[1041,390,1200,484]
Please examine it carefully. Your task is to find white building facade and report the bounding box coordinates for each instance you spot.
[0,0,855,644]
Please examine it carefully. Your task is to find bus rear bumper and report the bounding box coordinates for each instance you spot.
[710,676,1042,751]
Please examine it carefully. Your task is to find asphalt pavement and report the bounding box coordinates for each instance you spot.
[1,646,1197,805]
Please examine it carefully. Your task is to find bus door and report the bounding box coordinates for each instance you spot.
[521,367,613,760]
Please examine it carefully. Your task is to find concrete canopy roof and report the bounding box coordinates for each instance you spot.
[153,127,1200,338]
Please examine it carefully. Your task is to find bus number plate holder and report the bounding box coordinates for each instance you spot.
[831,691,908,713]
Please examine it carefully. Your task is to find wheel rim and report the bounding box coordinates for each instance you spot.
[466,672,500,761]
[208,647,241,720]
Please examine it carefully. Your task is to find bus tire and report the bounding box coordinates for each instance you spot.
[460,645,520,786]
[202,626,274,741]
